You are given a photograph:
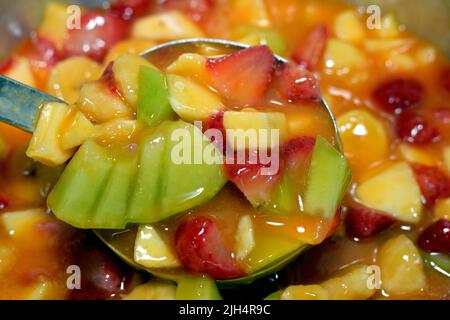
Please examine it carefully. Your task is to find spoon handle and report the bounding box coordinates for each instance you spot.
[0,75,62,133]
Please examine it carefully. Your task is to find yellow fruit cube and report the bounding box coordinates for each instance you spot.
[356,162,423,223]
[5,58,36,88]
[235,215,255,260]
[38,2,70,46]
[93,119,140,145]
[375,13,400,38]
[166,53,208,83]
[281,285,329,300]
[324,38,367,70]
[167,74,225,121]
[386,53,416,71]
[0,209,46,238]
[398,144,436,166]
[377,235,426,296]
[443,147,450,174]
[134,225,180,268]
[334,10,366,43]
[132,12,205,40]
[231,0,270,27]
[433,198,450,220]
[61,110,95,150]
[124,280,176,300]
[26,102,75,166]
[104,38,156,64]
[22,279,66,300]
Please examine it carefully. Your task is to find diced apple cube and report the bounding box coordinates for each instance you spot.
[104,38,156,64]
[398,144,436,166]
[0,208,46,238]
[38,2,70,46]
[235,215,255,260]
[324,38,367,70]
[124,280,176,300]
[132,12,205,41]
[334,10,366,43]
[167,74,225,121]
[61,110,95,150]
[356,162,423,223]
[26,102,75,166]
[223,111,286,151]
[77,81,132,123]
[433,198,450,220]
[134,225,180,268]
[166,53,208,83]
[4,57,36,88]
[377,234,426,296]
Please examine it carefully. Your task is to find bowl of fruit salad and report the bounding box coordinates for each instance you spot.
[0,0,448,300]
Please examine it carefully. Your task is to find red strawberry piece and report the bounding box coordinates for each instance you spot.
[161,0,213,22]
[412,164,450,207]
[418,219,450,254]
[203,111,226,153]
[292,23,329,70]
[63,12,130,62]
[206,45,275,107]
[276,63,320,102]
[345,205,396,240]
[372,78,424,114]
[0,192,9,210]
[396,112,440,145]
[0,58,13,74]
[110,0,150,20]
[174,216,245,280]
[27,35,60,69]
[442,68,450,93]
[283,136,316,166]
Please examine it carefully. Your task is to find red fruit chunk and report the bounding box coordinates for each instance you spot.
[412,164,450,207]
[283,136,316,165]
[442,68,450,93]
[175,216,245,280]
[292,23,329,70]
[161,0,213,22]
[63,12,129,62]
[0,58,13,74]
[418,219,450,254]
[345,206,396,240]
[0,192,9,210]
[110,0,150,20]
[372,78,424,114]
[206,45,275,107]
[203,111,226,153]
[277,64,320,102]
[396,112,440,145]
[100,61,122,97]
[28,35,60,69]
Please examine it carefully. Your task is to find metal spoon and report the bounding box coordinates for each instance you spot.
[0,38,341,287]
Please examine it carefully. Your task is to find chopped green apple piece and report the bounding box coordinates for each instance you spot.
[134,225,180,268]
[138,66,174,126]
[421,251,450,275]
[303,136,351,219]
[356,162,423,223]
[234,26,287,55]
[175,275,222,300]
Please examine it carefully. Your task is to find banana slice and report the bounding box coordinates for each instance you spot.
[104,38,156,65]
[46,57,103,104]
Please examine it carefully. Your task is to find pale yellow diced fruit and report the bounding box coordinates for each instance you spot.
[47,57,103,104]
[433,198,450,220]
[414,45,436,66]
[386,53,416,71]
[398,144,436,166]
[61,110,95,150]
[26,102,74,166]
[324,38,367,70]
[232,0,270,27]
[112,54,154,110]
[0,208,46,238]
[93,119,140,145]
[364,38,415,53]
[132,11,205,41]
[38,2,70,46]
[337,109,389,169]
[334,11,366,43]
[375,13,400,38]
[104,38,156,65]
[377,234,426,296]
[124,280,176,300]
[356,162,423,224]
[167,74,225,122]
[166,53,208,83]
[77,81,133,123]
[5,57,36,88]
[321,264,376,300]
[134,225,180,269]
[223,111,286,150]
[443,147,450,174]
[22,279,66,300]
[281,284,329,300]
[235,215,255,260]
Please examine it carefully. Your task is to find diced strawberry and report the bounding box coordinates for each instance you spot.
[28,35,60,69]
[174,216,245,280]
[110,0,150,20]
[412,164,450,207]
[283,136,316,166]
[206,45,275,107]
[63,12,130,62]
[442,68,450,93]
[372,78,424,114]
[396,112,440,145]
[276,63,321,102]
[292,23,329,70]
[161,0,213,23]
[0,192,9,210]
[0,58,14,74]
[345,205,396,240]
[203,111,226,153]
[418,219,450,254]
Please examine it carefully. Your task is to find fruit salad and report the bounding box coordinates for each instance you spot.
[0,0,449,300]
